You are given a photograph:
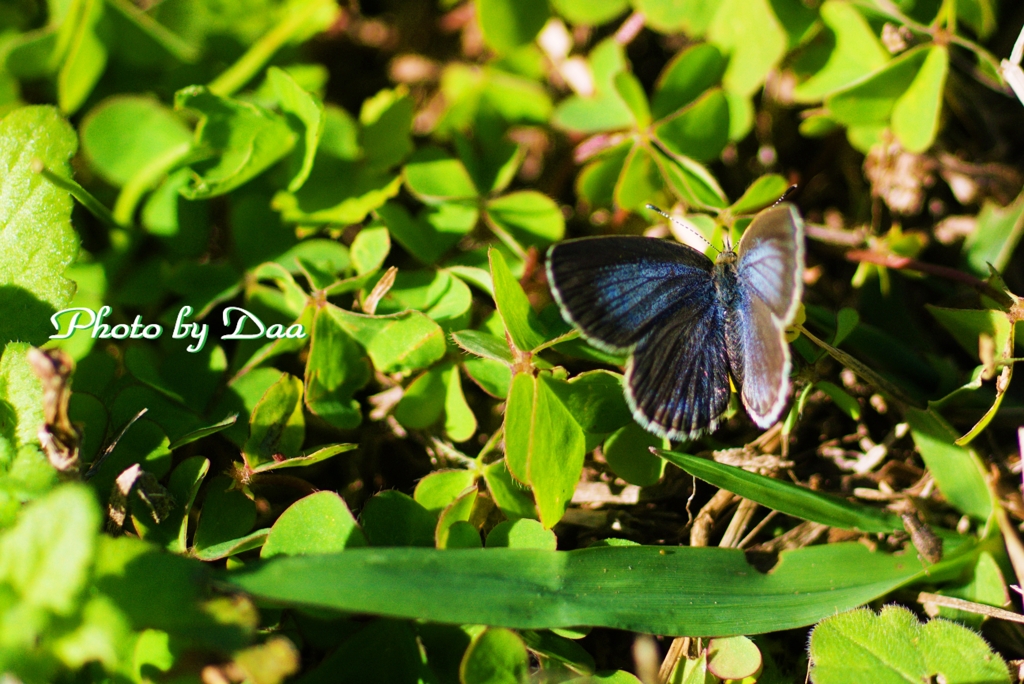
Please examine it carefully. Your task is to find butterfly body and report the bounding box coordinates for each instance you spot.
[547,204,804,440]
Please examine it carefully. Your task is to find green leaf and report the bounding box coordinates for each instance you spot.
[464,357,513,398]
[834,307,860,346]
[360,87,414,172]
[395,364,447,430]
[654,148,727,209]
[963,189,1024,276]
[616,144,665,212]
[194,474,256,554]
[653,88,729,163]
[826,45,930,127]
[194,529,271,562]
[504,372,586,528]
[298,618,427,684]
[891,45,948,153]
[546,370,632,434]
[729,174,789,215]
[436,486,478,549]
[905,408,993,521]
[360,490,437,547]
[521,630,596,674]
[612,71,650,128]
[80,96,193,188]
[791,0,890,102]
[707,0,786,97]
[271,106,402,225]
[331,306,447,374]
[251,443,357,474]
[168,414,238,450]
[489,248,548,352]
[706,636,761,680]
[403,147,478,201]
[651,43,726,120]
[88,418,172,500]
[603,423,665,487]
[0,106,79,347]
[816,381,862,420]
[477,0,550,54]
[657,449,904,534]
[262,491,367,558]
[485,519,557,550]
[305,305,369,430]
[351,224,391,275]
[174,86,297,199]
[443,362,477,442]
[377,201,477,265]
[243,371,305,469]
[94,534,253,647]
[414,469,478,515]
[635,0,723,35]
[461,628,530,684]
[267,66,324,192]
[724,89,753,141]
[550,0,629,25]
[935,551,1009,627]
[56,0,107,115]
[552,39,634,134]
[0,483,99,614]
[809,606,1009,684]
[376,269,472,330]
[486,190,565,250]
[132,456,209,553]
[0,343,45,449]
[452,329,515,363]
[444,521,483,549]
[483,459,537,520]
[927,305,1011,359]
[576,140,632,207]
[225,541,960,636]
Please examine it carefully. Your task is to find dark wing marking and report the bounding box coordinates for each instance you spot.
[625,289,732,440]
[546,236,714,353]
[736,203,804,323]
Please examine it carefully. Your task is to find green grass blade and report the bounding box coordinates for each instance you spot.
[656,450,903,534]
[222,543,968,637]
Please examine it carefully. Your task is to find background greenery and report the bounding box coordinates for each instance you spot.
[1,0,1024,682]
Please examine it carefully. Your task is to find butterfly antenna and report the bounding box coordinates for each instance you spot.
[645,204,720,254]
[772,185,799,207]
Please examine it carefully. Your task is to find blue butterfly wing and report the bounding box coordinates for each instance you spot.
[626,293,732,440]
[546,237,715,353]
[730,203,805,426]
[548,236,730,438]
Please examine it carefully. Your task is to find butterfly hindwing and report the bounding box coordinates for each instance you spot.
[546,237,715,353]
[727,292,791,427]
[626,288,732,440]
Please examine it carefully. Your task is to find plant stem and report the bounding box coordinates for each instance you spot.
[32,158,123,229]
[208,0,335,97]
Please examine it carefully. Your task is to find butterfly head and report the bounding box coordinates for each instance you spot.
[715,249,738,266]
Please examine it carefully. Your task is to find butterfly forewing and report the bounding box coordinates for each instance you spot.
[731,203,804,427]
[625,289,732,440]
[736,204,804,322]
[546,237,714,353]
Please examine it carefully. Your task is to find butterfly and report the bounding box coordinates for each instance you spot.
[546,203,805,441]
